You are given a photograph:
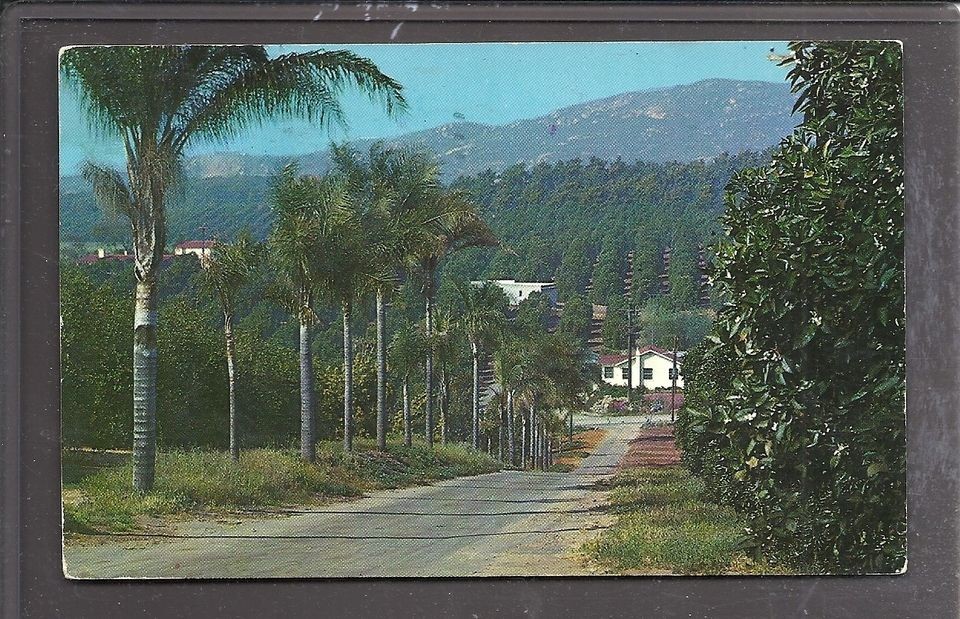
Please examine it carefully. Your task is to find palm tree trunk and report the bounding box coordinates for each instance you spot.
[375,286,387,451]
[497,402,504,461]
[343,301,354,453]
[507,390,515,466]
[224,311,239,462]
[132,277,158,493]
[440,372,449,445]
[403,377,411,446]
[521,404,528,468]
[299,318,316,463]
[424,288,434,447]
[471,340,480,449]
[532,417,539,470]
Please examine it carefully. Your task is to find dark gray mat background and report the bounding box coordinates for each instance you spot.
[2,3,957,617]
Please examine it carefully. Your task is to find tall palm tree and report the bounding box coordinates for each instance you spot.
[324,211,378,454]
[268,166,353,463]
[330,143,441,450]
[493,335,528,465]
[431,309,462,445]
[198,230,260,461]
[389,322,425,446]
[457,282,507,449]
[414,194,497,447]
[62,46,405,492]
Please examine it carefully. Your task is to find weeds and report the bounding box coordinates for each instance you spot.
[63,438,500,535]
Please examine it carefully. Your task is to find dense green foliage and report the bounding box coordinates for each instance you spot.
[448,153,768,303]
[676,41,905,573]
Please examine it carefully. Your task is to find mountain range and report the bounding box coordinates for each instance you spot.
[61,78,798,242]
[178,78,797,180]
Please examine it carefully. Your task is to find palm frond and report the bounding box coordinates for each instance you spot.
[175,49,406,149]
[80,162,135,220]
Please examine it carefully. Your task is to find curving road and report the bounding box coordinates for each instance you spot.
[63,421,644,579]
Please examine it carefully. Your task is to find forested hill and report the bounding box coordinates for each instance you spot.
[439,151,772,310]
[64,151,772,316]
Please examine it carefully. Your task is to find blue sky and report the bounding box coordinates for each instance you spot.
[59,41,791,175]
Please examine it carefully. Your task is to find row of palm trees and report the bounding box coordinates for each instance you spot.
[63,45,407,492]
[385,281,593,469]
[201,156,591,471]
[64,44,590,492]
[261,144,496,462]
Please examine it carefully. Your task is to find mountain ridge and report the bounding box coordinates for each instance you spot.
[161,78,798,181]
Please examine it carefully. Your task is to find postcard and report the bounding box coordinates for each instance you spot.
[60,40,904,578]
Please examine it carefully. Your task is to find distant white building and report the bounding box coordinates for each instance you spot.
[174,240,215,265]
[598,345,684,391]
[472,279,558,307]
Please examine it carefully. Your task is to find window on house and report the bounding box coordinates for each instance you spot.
[643,368,653,380]
[603,367,613,379]
[621,367,630,379]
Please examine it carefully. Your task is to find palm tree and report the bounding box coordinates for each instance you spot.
[323,211,377,454]
[62,46,405,492]
[457,282,507,449]
[493,335,528,465]
[268,166,353,463]
[431,309,462,445]
[389,322,425,446]
[198,230,260,461]
[330,143,441,450]
[414,194,497,447]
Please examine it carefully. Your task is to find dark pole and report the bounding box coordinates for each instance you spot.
[671,334,679,423]
[626,308,632,398]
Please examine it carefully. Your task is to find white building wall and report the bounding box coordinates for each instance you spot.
[472,279,558,306]
[600,351,683,390]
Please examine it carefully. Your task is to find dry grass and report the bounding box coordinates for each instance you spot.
[63,439,501,536]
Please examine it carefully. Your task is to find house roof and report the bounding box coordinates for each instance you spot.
[637,345,682,363]
[599,354,628,367]
[598,346,684,367]
[176,240,215,249]
[77,252,134,265]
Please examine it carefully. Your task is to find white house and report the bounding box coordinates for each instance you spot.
[471,279,558,307]
[598,345,684,391]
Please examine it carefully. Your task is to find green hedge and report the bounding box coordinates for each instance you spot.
[676,41,905,573]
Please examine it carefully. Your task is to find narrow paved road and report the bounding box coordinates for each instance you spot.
[64,421,644,578]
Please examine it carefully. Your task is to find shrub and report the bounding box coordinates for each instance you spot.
[676,41,905,573]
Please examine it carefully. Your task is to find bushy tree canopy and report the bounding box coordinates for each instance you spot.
[677,41,905,573]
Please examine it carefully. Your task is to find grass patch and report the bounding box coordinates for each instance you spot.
[63,438,500,535]
[584,466,790,575]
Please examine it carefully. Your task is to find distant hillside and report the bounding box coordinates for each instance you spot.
[179,78,796,180]
[60,78,796,243]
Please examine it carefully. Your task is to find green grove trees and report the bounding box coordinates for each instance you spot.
[677,41,905,573]
[63,45,404,491]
